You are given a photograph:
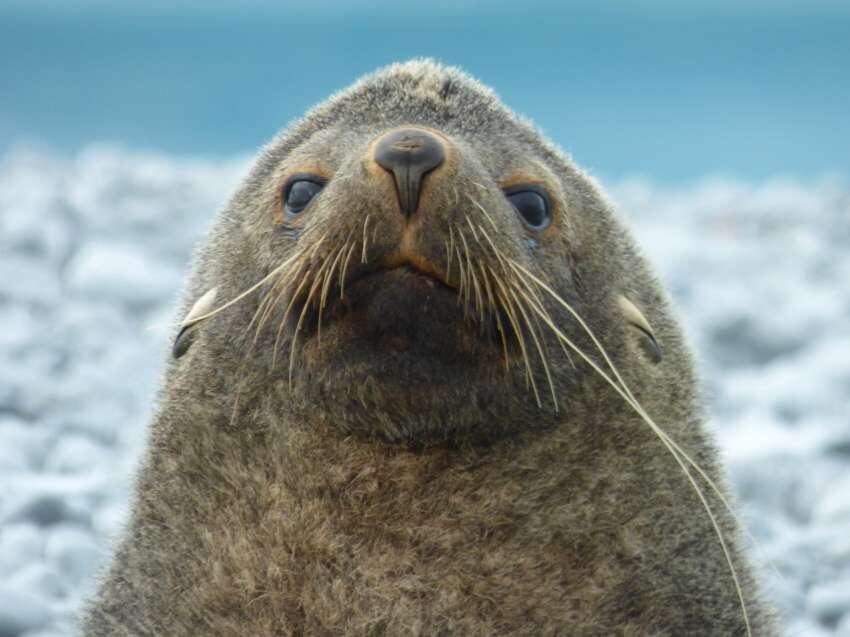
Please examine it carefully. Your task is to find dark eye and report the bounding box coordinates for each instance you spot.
[505,186,551,229]
[284,178,324,216]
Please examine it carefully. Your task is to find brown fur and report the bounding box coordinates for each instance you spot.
[83,60,774,635]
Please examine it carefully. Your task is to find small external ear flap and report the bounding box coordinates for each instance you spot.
[617,295,663,363]
[172,287,218,359]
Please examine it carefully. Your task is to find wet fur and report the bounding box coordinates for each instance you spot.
[83,60,774,635]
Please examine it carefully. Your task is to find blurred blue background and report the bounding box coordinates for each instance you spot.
[2,0,849,182]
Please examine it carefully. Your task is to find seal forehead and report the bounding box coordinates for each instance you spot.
[328,59,503,122]
[264,60,528,163]
[255,58,578,200]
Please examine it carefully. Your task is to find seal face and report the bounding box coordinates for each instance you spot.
[83,60,774,635]
[213,90,598,441]
[268,118,572,441]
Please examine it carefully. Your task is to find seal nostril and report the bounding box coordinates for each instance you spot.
[374,128,445,218]
[393,140,423,152]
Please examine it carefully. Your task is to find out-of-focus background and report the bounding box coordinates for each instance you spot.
[0,1,848,635]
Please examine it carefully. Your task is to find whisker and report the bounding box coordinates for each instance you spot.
[253,258,306,348]
[508,259,741,505]
[311,251,337,344]
[318,243,347,337]
[251,281,284,348]
[508,285,558,411]
[246,278,277,345]
[464,215,481,244]
[209,224,325,430]
[476,261,497,319]
[452,234,468,316]
[457,229,483,322]
[484,265,510,370]
[501,267,576,372]
[188,246,310,325]
[474,223,511,272]
[467,195,499,232]
[339,238,358,300]
[272,263,312,368]
[361,214,370,263]
[448,225,456,284]
[509,258,751,636]
[288,271,325,388]
[491,275,540,405]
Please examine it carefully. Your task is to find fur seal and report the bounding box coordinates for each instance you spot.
[83,60,774,635]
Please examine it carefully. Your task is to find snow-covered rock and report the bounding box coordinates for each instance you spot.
[44,435,107,475]
[808,580,850,624]
[8,563,67,600]
[0,586,52,637]
[66,242,181,306]
[44,525,103,591]
[0,523,45,576]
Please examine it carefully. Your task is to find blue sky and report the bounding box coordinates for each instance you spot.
[2,0,849,181]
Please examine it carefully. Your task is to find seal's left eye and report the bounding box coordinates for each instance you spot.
[284,179,324,216]
[504,185,551,230]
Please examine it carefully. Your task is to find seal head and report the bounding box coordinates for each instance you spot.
[172,61,675,445]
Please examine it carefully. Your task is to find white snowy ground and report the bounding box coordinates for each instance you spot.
[0,145,847,636]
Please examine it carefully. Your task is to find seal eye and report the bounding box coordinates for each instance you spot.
[505,186,551,230]
[284,178,324,216]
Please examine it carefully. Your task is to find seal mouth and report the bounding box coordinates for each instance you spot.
[286,260,509,355]
[347,262,456,294]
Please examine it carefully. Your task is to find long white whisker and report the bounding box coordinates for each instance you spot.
[189,247,309,325]
[507,259,744,517]
[510,259,751,636]
[508,286,558,411]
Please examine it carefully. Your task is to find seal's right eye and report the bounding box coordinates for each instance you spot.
[503,184,551,230]
[284,178,325,216]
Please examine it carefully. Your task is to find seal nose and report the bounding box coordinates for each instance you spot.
[374,128,445,218]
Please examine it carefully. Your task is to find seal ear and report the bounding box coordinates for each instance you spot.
[617,295,662,363]
[173,287,218,359]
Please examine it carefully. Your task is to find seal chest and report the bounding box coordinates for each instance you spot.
[83,60,774,635]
